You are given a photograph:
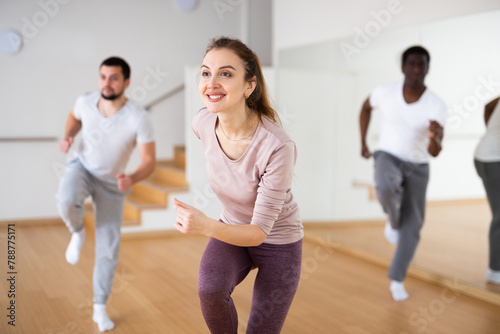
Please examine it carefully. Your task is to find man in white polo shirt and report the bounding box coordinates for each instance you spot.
[359,46,447,301]
[57,57,156,331]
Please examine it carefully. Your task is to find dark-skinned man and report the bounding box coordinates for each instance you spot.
[359,46,446,301]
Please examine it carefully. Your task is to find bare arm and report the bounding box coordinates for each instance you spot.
[59,111,82,153]
[116,141,156,192]
[129,142,156,183]
[173,198,267,247]
[427,120,444,157]
[359,97,373,158]
[485,97,499,126]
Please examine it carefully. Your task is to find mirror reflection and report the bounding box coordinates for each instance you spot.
[278,9,500,298]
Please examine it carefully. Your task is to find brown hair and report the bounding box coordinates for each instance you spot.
[205,37,281,125]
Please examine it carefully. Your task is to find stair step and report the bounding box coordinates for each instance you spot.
[123,201,141,224]
[130,182,168,205]
[153,164,187,187]
[156,159,178,168]
[84,202,140,229]
[174,146,186,169]
[83,145,186,231]
[125,193,167,209]
[352,180,377,201]
[143,178,189,193]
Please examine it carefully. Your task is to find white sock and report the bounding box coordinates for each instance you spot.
[486,268,500,284]
[384,221,399,245]
[390,280,409,301]
[65,229,85,265]
[93,303,115,332]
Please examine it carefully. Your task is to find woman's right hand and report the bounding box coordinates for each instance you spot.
[173,198,210,235]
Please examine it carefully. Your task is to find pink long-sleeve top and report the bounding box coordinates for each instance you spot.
[192,108,304,245]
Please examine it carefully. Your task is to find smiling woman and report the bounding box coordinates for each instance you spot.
[173,37,303,334]
[199,49,254,117]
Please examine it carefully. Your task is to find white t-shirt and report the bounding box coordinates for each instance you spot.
[73,92,154,182]
[475,100,500,162]
[369,81,448,163]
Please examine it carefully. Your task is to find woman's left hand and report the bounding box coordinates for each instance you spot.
[173,198,209,235]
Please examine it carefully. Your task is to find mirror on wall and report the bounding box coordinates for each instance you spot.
[277,9,500,295]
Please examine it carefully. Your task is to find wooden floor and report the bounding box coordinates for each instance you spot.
[1,223,500,333]
[305,199,500,296]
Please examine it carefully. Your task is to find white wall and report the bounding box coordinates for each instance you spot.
[248,0,272,66]
[275,8,500,222]
[273,0,500,61]
[0,0,273,220]
[0,143,63,219]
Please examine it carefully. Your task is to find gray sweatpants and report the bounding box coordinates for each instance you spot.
[374,151,429,282]
[474,159,500,271]
[56,158,124,304]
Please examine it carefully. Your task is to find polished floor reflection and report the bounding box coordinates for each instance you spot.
[304,199,500,303]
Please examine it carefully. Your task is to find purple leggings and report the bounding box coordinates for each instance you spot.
[198,238,302,334]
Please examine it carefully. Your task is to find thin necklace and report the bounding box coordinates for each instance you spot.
[219,119,258,141]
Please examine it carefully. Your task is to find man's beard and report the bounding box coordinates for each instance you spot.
[101,88,123,101]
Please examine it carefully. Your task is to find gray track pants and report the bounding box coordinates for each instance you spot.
[474,159,500,271]
[374,151,429,282]
[56,158,124,304]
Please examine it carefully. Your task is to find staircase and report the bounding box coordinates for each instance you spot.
[84,146,188,229]
[352,179,377,201]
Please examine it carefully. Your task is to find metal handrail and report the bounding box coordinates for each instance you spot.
[144,84,185,111]
[1,85,185,142]
[0,137,58,143]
